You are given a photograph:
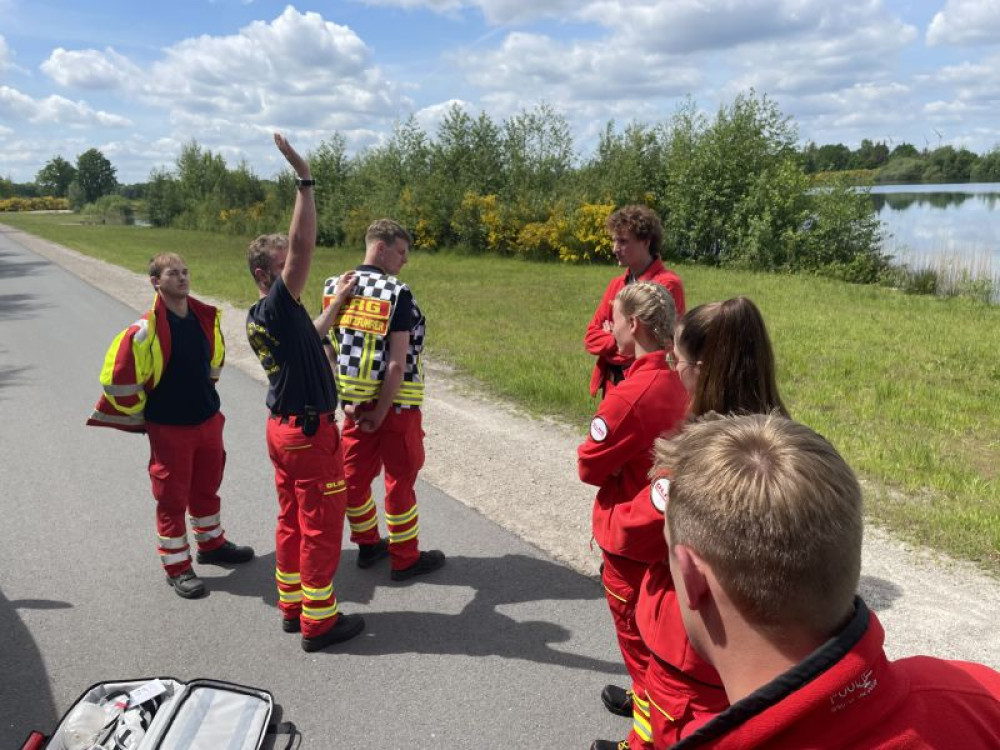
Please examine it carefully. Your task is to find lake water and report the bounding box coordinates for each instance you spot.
[870,183,1000,278]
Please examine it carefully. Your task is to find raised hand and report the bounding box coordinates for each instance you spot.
[273,132,311,179]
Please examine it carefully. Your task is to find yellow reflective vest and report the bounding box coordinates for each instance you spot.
[87,294,224,432]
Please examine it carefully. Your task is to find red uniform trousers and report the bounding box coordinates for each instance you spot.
[646,655,729,748]
[266,414,348,639]
[146,411,227,577]
[602,551,655,750]
[342,407,423,571]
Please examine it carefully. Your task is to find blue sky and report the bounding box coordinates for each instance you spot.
[1,0,999,183]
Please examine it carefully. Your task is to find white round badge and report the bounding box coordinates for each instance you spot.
[650,477,670,513]
[590,417,609,442]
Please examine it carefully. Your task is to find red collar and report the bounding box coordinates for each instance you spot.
[626,257,667,283]
[625,350,669,377]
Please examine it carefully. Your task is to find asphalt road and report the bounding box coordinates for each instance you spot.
[0,229,628,748]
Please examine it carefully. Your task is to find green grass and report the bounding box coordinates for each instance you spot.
[5,212,999,572]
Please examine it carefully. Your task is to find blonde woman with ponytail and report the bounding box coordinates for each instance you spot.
[578,281,690,750]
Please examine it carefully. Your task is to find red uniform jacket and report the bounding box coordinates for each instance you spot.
[672,600,1000,749]
[636,560,722,686]
[578,352,688,560]
[584,259,685,397]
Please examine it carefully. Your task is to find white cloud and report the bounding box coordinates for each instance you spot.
[799,82,911,128]
[918,52,1000,129]
[724,4,918,94]
[139,6,408,130]
[414,98,475,133]
[0,34,11,74]
[927,0,1000,46]
[0,85,132,127]
[357,0,574,25]
[459,31,702,106]
[582,0,825,54]
[41,47,141,90]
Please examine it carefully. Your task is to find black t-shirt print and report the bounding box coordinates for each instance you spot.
[247,275,337,415]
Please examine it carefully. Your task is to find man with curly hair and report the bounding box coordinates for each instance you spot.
[584,205,685,400]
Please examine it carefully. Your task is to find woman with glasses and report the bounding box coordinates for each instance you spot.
[578,281,690,750]
[591,296,788,750]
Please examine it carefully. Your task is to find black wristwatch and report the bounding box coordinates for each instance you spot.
[296,178,315,188]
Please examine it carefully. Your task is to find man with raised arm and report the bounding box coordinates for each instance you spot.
[245,133,363,651]
[658,413,1000,749]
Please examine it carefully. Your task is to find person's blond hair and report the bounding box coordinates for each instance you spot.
[365,219,412,249]
[658,413,862,637]
[148,252,186,279]
[616,281,676,350]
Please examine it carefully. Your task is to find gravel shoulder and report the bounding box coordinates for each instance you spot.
[12,224,998,669]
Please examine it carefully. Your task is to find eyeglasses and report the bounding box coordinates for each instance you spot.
[666,353,700,371]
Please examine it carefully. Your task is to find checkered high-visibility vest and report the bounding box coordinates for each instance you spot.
[323,270,425,408]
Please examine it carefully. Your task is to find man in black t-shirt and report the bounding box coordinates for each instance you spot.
[246,133,364,652]
[89,252,254,599]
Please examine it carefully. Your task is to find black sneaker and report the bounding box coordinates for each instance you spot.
[282,617,301,634]
[390,550,446,581]
[197,540,255,565]
[166,569,206,599]
[601,684,634,717]
[357,538,389,569]
[301,614,365,652]
[590,741,629,750]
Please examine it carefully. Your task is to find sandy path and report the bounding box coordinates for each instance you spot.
[11,224,997,668]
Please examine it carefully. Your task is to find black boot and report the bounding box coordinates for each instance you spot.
[601,684,634,717]
[166,569,206,599]
[197,540,255,565]
[357,538,389,569]
[390,550,446,581]
[301,614,365,652]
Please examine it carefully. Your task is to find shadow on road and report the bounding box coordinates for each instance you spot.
[860,575,903,611]
[345,553,617,672]
[0,363,31,393]
[202,550,279,609]
[0,590,67,746]
[0,293,47,320]
[0,250,50,280]
[212,551,619,672]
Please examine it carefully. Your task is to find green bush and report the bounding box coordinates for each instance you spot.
[80,195,135,225]
[876,157,926,183]
[125,93,886,288]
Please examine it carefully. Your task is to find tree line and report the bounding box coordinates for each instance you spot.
[7,93,890,283]
[799,139,1000,183]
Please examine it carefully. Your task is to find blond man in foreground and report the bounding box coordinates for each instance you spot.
[659,413,1000,749]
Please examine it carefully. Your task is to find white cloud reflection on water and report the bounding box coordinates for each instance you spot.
[872,183,1000,274]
